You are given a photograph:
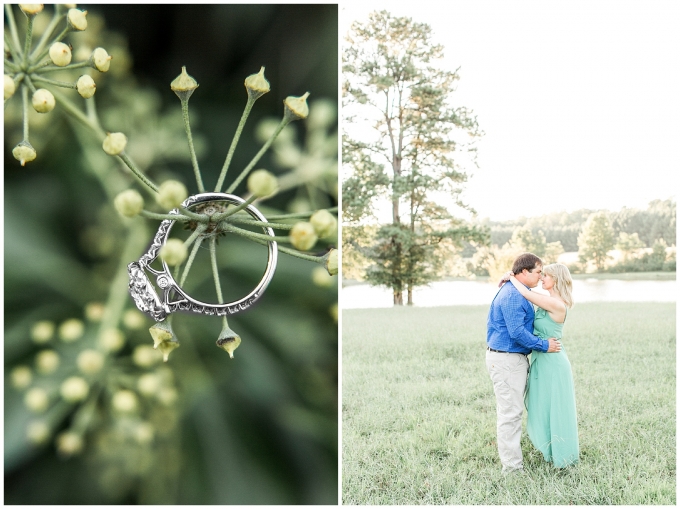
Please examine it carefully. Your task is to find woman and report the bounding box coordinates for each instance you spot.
[500,263,579,468]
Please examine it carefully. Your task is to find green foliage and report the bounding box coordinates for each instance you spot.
[577,212,616,271]
[342,10,486,303]
[343,303,676,504]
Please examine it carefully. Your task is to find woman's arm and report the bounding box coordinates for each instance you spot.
[506,275,566,319]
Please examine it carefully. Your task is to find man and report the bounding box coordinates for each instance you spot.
[486,252,561,472]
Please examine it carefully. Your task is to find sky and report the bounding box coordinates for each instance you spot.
[340,0,680,222]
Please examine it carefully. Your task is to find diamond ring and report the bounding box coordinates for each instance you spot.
[128,192,278,321]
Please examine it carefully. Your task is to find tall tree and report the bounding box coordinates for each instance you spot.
[342,11,487,305]
[578,212,616,271]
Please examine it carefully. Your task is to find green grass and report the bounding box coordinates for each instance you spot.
[342,303,676,504]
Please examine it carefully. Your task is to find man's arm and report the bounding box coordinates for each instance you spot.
[500,291,549,352]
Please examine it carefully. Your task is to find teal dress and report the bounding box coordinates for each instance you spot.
[525,306,579,467]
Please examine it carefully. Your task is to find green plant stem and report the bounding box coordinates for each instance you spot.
[85,94,101,130]
[266,206,337,220]
[37,61,90,73]
[140,210,192,222]
[209,237,224,304]
[5,5,22,61]
[229,228,327,264]
[211,195,256,221]
[29,9,65,60]
[51,87,105,137]
[178,207,208,222]
[218,222,289,243]
[22,15,34,67]
[23,74,37,93]
[97,220,149,339]
[183,224,206,248]
[33,26,70,63]
[21,85,29,140]
[180,236,205,288]
[52,89,158,195]
[4,56,19,71]
[225,117,291,194]
[180,99,205,193]
[4,32,20,62]
[225,217,295,230]
[117,153,160,195]
[26,58,54,72]
[214,96,255,192]
[30,75,77,89]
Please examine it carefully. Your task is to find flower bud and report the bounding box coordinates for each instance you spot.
[310,209,337,238]
[311,266,334,288]
[31,320,54,343]
[84,302,105,322]
[67,8,87,31]
[26,420,50,445]
[12,141,37,166]
[157,387,178,406]
[32,88,56,113]
[56,431,83,457]
[289,221,318,251]
[77,349,105,374]
[19,4,43,16]
[170,66,198,101]
[157,180,188,210]
[157,339,180,362]
[132,345,161,368]
[244,66,270,101]
[35,350,60,374]
[134,422,155,445]
[24,387,49,413]
[49,42,72,66]
[59,318,84,342]
[137,373,160,396]
[247,169,278,198]
[91,47,112,72]
[60,376,89,402]
[149,321,173,348]
[4,74,16,100]
[308,98,337,130]
[284,92,310,122]
[112,390,138,413]
[123,309,146,330]
[149,321,180,362]
[11,366,33,389]
[216,322,241,359]
[325,248,338,276]
[99,328,125,352]
[114,189,144,218]
[160,239,187,266]
[102,132,127,155]
[76,74,96,98]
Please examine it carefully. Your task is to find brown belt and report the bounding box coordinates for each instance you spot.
[487,346,527,356]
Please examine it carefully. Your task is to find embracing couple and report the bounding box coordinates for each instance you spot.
[486,252,579,472]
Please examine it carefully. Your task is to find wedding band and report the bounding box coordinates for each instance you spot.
[128,192,278,321]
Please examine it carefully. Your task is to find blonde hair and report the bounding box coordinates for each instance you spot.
[543,263,574,308]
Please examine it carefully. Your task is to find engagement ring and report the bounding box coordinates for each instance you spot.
[128,192,278,321]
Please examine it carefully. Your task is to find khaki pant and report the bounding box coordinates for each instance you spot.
[486,350,529,471]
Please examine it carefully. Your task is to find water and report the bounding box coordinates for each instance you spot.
[341,279,677,309]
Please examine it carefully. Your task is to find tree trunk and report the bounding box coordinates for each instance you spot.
[393,290,403,305]
[407,286,413,305]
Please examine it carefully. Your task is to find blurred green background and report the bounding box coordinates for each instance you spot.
[4,4,338,504]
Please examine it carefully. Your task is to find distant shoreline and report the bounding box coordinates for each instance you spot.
[342,271,676,287]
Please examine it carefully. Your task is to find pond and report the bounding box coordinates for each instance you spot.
[341,279,677,309]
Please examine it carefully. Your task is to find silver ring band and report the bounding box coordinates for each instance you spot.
[128,192,278,321]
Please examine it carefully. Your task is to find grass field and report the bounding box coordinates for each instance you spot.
[342,302,676,504]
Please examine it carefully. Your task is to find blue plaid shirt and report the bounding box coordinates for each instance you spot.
[487,282,549,354]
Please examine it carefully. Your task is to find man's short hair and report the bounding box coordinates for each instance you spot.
[512,252,543,274]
